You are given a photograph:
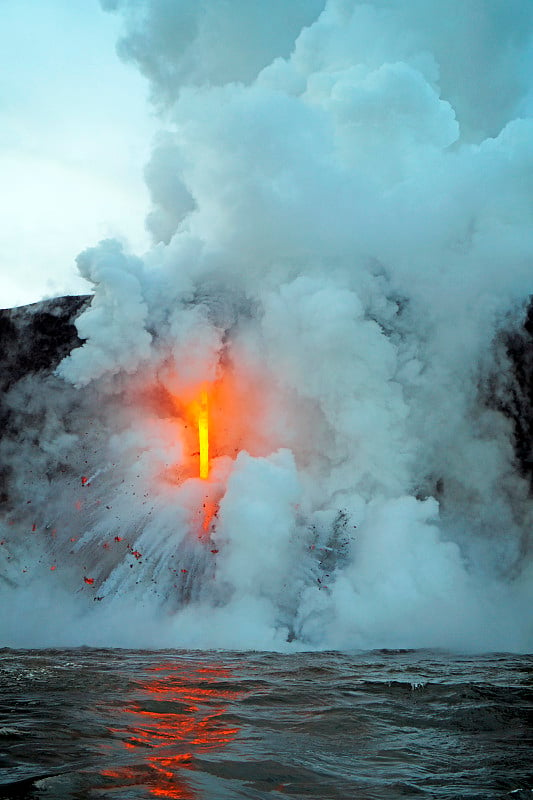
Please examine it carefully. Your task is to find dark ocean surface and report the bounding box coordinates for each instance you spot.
[0,649,531,799]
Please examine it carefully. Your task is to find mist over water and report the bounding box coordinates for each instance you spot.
[1,0,533,651]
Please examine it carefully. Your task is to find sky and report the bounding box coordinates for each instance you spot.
[0,0,156,309]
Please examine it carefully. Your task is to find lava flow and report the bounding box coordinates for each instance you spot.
[198,389,209,480]
[153,365,277,535]
[182,385,219,536]
[196,388,217,533]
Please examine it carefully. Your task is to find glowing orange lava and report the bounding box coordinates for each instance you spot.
[198,389,209,480]
[145,360,279,491]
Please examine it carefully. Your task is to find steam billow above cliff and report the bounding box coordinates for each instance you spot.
[1,0,532,651]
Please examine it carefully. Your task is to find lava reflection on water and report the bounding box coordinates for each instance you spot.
[101,661,240,798]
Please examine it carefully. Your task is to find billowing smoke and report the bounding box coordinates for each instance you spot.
[1,0,533,651]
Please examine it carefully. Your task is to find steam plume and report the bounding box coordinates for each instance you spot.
[1,0,532,650]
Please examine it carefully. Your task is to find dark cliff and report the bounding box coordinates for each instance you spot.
[0,295,91,503]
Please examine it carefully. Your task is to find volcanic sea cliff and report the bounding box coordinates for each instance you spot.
[0,293,532,650]
[2,293,533,501]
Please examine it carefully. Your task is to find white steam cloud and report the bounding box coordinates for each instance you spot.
[1,0,533,651]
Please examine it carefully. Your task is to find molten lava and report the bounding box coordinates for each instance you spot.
[198,389,209,480]
[150,360,277,492]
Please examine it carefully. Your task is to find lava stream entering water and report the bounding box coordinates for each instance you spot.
[198,390,209,480]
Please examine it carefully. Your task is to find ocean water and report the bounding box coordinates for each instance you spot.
[0,649,531,800]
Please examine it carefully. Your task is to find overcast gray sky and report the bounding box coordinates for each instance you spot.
[0,0,156,308]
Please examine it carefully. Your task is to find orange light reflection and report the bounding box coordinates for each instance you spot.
[101,661,240,799]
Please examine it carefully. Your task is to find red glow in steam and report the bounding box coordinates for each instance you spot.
[131,360,282,544]
[201,499,218,534]
[149,363,275,489]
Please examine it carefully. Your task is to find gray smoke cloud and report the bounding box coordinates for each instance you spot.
[1,0,532,650]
